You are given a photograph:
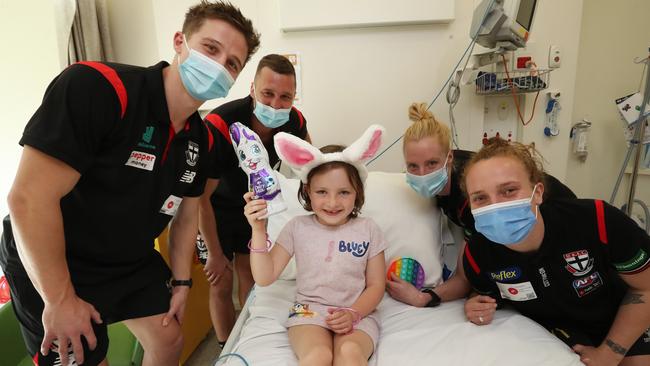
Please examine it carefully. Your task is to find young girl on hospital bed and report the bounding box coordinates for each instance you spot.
[243,125,387,366]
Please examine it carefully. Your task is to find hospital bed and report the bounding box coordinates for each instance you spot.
[218,172,583,366]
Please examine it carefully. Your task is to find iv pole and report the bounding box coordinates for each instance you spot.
[610,49,650,221]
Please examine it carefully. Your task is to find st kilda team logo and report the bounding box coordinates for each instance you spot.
[186,141,199,167]
[563,250,594,277]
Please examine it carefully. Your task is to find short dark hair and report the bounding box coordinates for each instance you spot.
[182,1,260,63]
[298,145,365,218]
[255,54,296,80]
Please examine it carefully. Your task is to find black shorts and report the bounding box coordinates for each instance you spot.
[551,326,650,357]
[214,206,251,261]
[4,255,171,366]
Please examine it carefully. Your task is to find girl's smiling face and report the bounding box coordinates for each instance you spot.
[307,167,357,227]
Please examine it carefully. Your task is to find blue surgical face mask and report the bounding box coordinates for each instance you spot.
[471,185,539,245]
[179,34,234,101]
[253,87,291,128]
[405,156,449,198]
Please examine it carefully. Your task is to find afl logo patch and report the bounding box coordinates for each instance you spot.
[572,271,603,298]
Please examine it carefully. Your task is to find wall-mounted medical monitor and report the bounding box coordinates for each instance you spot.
[471,0,538,50]
[515,0,536,31]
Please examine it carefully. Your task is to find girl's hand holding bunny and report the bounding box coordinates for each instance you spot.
[243,191,268,237]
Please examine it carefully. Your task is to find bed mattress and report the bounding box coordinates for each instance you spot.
[218,279,582,366]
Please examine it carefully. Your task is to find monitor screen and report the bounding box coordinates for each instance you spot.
[515,0,536,31]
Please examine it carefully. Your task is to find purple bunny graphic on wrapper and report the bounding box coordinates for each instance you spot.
[229,122,287,218]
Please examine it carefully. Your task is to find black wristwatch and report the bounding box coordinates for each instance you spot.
[168,278,193,289]
[421,288,441,307]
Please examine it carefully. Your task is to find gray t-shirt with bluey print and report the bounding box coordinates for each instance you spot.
[276,214,387,308]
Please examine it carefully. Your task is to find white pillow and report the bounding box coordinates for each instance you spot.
[362,172,443,288]
[268,171,443,287]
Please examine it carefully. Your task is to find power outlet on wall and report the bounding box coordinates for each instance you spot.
[549,45,561,68]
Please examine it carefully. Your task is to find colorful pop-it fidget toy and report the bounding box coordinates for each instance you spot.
[387,257,425,289]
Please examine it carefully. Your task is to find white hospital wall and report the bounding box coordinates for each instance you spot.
[121,0,581,176]
[565,0,650,207]
[106,0,160,66]
[145,0,479,174]
[0,0,588,219]
[515,0,584,183]
[0,1,61,217]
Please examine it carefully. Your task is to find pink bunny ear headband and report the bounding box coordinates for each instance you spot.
[273,124,385,183]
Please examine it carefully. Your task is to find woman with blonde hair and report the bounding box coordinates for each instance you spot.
[386,102,575,308]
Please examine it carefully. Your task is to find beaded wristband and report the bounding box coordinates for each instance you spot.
[247,234,272,253]
[336,307,362,327]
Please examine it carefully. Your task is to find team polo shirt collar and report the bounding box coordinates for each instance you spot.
[533,204,556,259]
[145,61,173,127]
[242,95,255,127]
[145,61,200,134]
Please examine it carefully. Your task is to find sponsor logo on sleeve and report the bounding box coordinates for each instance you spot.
[538,267,551,287]
[495,281,538,301]
[125,151,156,171]
[160,195,182,216]
[489,266,523,282]
[137,125,156,149]
[563,250,594,277]
[186,141,199,167]
[613,249,650,274]
[142,126,154,143]
[180,170,196,184]
[572,271,603,298]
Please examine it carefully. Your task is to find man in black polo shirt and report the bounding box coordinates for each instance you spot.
[0,2,259,366]
[199,54,310,346]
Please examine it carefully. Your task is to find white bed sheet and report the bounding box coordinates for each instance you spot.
[218,279,583,366]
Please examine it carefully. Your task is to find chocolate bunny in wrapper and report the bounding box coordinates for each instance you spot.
[229,122,287,218]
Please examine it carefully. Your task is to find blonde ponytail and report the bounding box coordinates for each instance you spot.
[403,102,451,153]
